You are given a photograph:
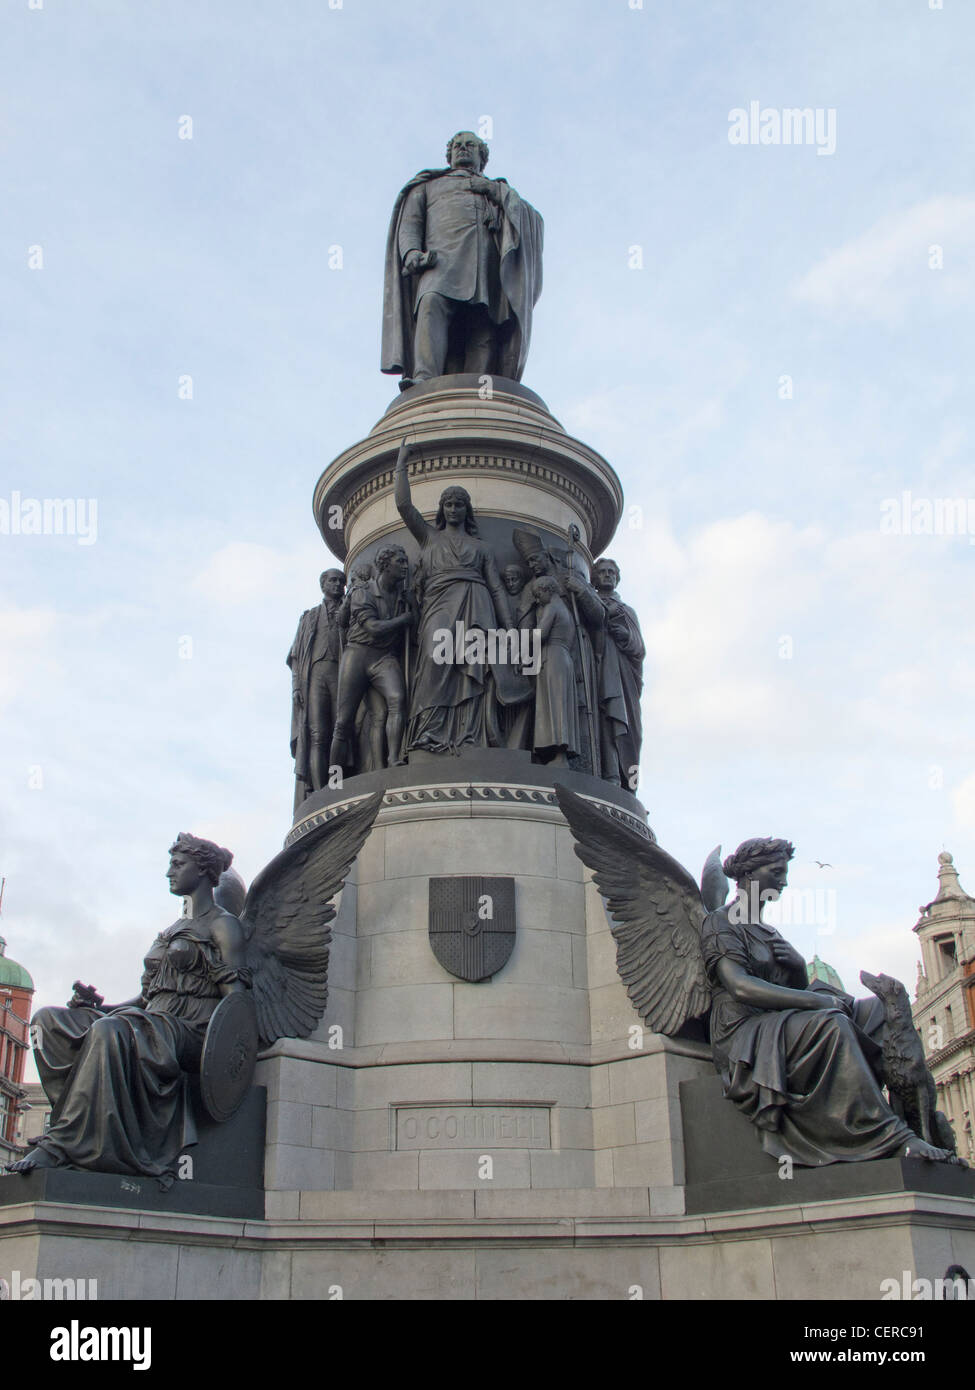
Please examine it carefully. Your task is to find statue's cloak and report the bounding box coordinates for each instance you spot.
[595,592,645,782]
[381,168,543,382]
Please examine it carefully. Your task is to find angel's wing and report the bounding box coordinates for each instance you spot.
[241,792,383,1048]
[555,785,710,1035]
[700,845,728,913]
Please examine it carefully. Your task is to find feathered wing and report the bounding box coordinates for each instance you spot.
[700,845,728,913]
[240,792,383,1048]
[555,785,711,1035]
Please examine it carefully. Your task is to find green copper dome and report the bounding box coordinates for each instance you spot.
[0,936,34,991]
[806,954,844,992]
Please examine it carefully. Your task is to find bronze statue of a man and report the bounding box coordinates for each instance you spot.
[288,569,346,805]
[381,131,543,388]
[328,545,415,771]
[591,557,645,789]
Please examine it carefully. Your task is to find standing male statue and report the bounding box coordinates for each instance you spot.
[590,558,645,789]
[288,569,346,808]
[328,545,415,772]
[382,131,544,388]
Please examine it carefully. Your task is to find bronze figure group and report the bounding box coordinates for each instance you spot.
[288,439,647,794]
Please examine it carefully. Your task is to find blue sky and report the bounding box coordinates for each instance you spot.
[3,0,975,1033]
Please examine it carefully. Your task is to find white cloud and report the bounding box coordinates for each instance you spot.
[0,603,59,709]
[191,540,324,606]
[793,196,975,322]
[638,512,823,736]
[952,771,975,836]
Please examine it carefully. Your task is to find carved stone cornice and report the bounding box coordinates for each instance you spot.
[286,781,654,848]
[340,451,601,547]
[312,378,623,562]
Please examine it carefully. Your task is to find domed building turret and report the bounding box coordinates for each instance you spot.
[806,954,845,992]
[0,934,34,994]
[0,933,35,1164]
[912,852,975,1163]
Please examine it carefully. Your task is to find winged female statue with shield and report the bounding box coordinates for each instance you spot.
[4,793,382,1185]
[555,785,963,1167]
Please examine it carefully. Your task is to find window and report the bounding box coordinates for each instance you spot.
[937,936,958,978]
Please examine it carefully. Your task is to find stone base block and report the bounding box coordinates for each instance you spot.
[3,1184,974,1300]
[0,1086,266,1221]
[681,1074,975,1214]
[256,1043,712,1191]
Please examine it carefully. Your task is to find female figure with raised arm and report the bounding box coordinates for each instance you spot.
[394,438,514,753]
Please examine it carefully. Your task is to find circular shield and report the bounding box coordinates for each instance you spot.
[200,992,259,1122]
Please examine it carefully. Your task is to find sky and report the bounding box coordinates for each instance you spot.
[2,0,974,1048]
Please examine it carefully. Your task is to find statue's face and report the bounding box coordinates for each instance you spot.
[502,566,525,595]
[441,492,468,526]
[527,552,550,578]
[449,132,482,171]
[167,850,203,898]
[593,562,619,592]
[322,573,345,600]
[383,551,409,584]
[752,857,790,902]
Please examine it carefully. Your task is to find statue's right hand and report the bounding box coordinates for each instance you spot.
[395,437,414,470]
[403,250,424,274]
[293,689,304,709]
[68,981,104,1010]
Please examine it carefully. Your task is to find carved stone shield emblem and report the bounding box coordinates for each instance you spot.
[429,877,515,982]
[200,991,259,1122]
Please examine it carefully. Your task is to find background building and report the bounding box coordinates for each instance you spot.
[807,955,845,992]
[913,852,975,1164]
[0,934,35,1166]
[16,1082,50,1150]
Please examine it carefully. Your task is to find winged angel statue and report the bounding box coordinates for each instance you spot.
[4,793,382,1185]
[556,786,961,1166]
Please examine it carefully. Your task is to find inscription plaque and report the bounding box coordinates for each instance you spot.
[395,1104,551,1150]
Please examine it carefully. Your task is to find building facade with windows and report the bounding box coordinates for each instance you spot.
[0,935,35,1166]
[912,852,975,1164]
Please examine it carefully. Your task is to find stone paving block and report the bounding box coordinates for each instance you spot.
[356,982,455,1046]
[418,1148,531,1190]
[659,1237,775,1300]
[338,1061,473,1109]
[334,1150,419,1190]
[455,982,589,1043]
